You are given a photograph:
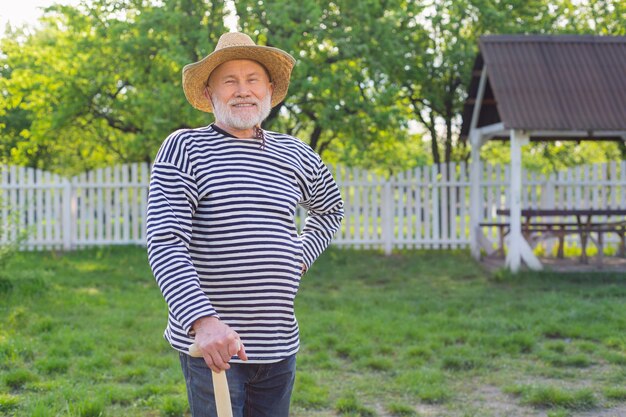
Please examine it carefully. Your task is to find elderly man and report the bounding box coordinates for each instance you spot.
[147,32,344,417]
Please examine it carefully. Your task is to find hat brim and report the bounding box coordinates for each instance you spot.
[182,45,296,113]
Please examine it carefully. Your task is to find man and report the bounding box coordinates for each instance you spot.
[146,32,344,417]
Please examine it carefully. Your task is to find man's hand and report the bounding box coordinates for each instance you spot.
[192,316,247,373]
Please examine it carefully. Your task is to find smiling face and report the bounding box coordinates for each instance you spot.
[206,59,274,138]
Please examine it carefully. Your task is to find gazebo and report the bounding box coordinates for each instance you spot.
[461,35,626,272]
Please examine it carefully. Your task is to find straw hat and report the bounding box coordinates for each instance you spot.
[182,32,296,113]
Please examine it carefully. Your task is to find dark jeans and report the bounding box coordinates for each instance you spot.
[179,353,296,417]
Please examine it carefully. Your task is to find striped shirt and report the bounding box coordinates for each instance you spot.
[147,124,344,363]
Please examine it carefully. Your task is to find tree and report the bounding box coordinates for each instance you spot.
[364,0,624,166]
[559,0,625,36]
[472,0,626,167]
[0,0,228,174]
[1,0,623,174]
[378,0,572,166]
[235,0,426,173]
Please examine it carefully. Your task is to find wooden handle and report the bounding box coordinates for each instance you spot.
[212,369,233,417]
[188,342,203,358]
[188,342,236,417]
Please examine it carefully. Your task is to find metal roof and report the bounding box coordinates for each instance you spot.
[460,35,626,140]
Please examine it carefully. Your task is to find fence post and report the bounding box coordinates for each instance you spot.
[63,178,76,250]
[382,180,393,255]
[468,67,489,256]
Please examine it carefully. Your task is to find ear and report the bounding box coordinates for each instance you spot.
[203,87,216,108]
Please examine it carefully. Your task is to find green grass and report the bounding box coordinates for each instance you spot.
[507,384,598,410]
[335,392,375,416]
[1,246,625,416]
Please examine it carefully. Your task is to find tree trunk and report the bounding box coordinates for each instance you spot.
[444,107,453,164]
[619,140,626,160]
[309,124,323,152]
[430,127,440,166]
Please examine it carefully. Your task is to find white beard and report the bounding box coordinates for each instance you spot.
[212,93,272,131]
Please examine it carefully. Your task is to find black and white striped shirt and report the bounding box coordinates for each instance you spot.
[147,124,344,363]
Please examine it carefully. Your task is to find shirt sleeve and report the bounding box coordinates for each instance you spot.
[146,135,217,336]
[299,159,344,269]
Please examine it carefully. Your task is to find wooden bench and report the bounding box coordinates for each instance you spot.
[480,218,626,263]
[479,221,586,258]
[588,222,626,264]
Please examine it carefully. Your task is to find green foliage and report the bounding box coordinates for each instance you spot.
[2,0,623,174]
[481,140,624,173]
[1,0,226,174]
[235,0,425,172]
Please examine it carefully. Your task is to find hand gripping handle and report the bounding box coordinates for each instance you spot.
[188,342,239,417]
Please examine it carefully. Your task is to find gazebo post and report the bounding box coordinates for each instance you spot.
[468,66,488,260]
[506,129,542,272]
[506,129,524,272]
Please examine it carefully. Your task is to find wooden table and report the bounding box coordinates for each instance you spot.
[491,208,626,264]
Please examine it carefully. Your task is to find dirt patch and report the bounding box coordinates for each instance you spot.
[465,385,537,417]
[576,405,626,417]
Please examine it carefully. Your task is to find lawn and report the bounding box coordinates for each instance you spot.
[1,246,625,417]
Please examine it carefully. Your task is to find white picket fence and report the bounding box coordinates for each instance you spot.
[1,164,150,250]
[1,162,625,252]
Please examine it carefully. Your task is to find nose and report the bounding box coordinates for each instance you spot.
[234,83,252,97]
